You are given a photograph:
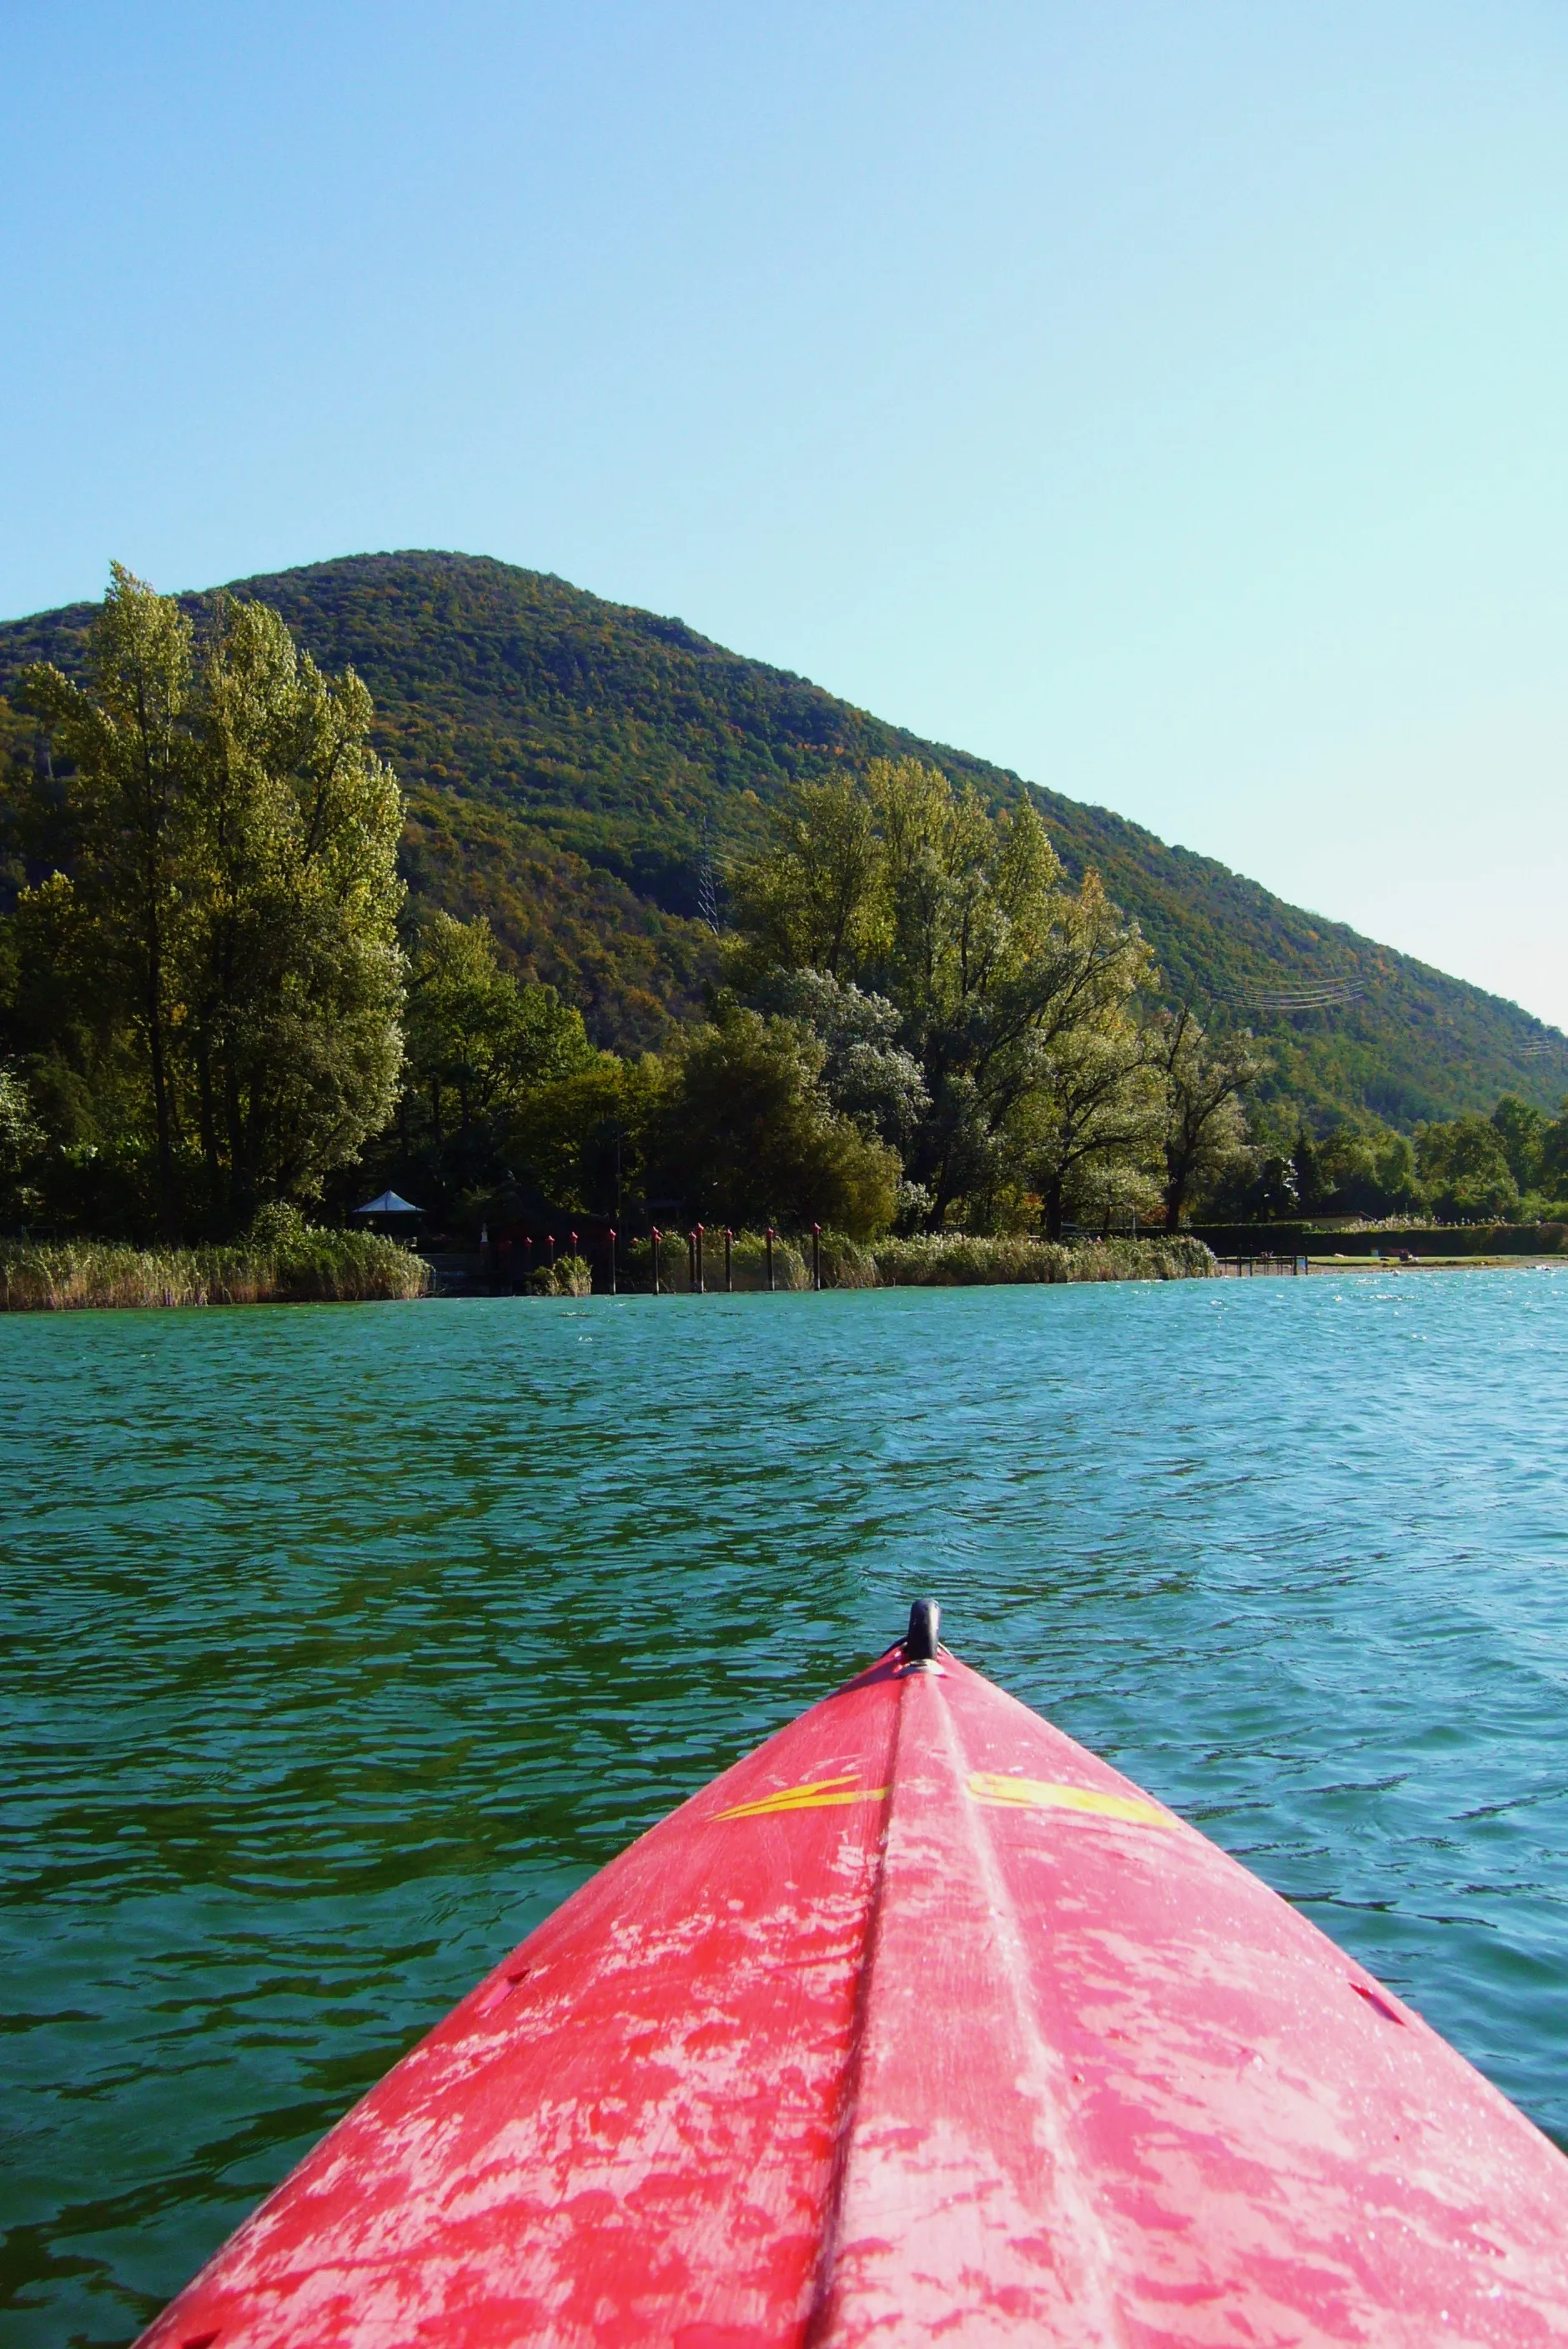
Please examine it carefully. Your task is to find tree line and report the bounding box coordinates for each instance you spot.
[1217,1097,1568,1226]
[5,571,1557,1245]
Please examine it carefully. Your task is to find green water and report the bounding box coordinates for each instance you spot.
[6,1271,1568,2345]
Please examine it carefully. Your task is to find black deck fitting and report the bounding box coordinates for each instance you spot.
[904,1598,941,1661]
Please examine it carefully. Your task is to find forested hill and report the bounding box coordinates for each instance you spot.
[3,548,1562,1128]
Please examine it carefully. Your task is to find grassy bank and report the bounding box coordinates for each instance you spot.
[0,1231,432,1311]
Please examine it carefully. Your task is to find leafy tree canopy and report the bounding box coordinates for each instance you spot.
[5,568,405,1233]
[730,760,1181,1226]
[405,911,595,1140]
[650,1009,901,1240]
[1415,1113,1519,1222]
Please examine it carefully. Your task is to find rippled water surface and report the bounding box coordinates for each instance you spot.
[6,1270,1568,2343]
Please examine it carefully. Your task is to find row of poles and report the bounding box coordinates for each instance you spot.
[505,1222,826,1295]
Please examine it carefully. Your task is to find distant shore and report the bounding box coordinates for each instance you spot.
[1305,1253,1564,1273]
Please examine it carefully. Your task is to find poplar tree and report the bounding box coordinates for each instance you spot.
[1151,1007,1263,1228]
[730,757,1158,1228]
[184,593,406,1215]
[21,567,195,1228]
[18,569,408,1229]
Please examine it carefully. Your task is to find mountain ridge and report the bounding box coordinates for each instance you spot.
[3,548,1561,1128]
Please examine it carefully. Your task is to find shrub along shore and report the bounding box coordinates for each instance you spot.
[0,1229,1213,1310]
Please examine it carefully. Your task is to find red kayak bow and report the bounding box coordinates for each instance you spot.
[141,1606,1568,2346]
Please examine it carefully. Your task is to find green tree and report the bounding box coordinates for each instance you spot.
[1540,1099,1568,1198]
[728,775,882,980]
[18,569,408,1228]
[1011,1013,1161,1240]
[0,1063,43,1223]
[731,758,1158,1227]
[504,1056,663,1217]
[750,967,929,1148]
[1314,1123,1423,1218]
[1061,1151,1163,1234]
[21,566,197,1228]
[1150,1008,1264,1227]
[1292,1125,1324,1215]
[6,868,146,1175]
[1205,1145,1300,1224]
[184,594,406,1215]
[651,1008,899,1237]
[1491,1094,1545,1191]
[405,912,592,1144]
[1415,1114,1518,1220]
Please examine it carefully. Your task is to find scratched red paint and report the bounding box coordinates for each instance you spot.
[139,1640,1568,2346]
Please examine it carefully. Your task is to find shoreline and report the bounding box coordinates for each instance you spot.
[0,1232,1214,1310]
[1305,1253,1565,1273]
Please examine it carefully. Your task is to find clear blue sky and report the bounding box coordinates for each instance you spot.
[6,3,1568,1028]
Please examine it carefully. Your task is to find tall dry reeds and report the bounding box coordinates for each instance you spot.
[604,1230,1214,1293]
[868,1233,1215,1286]
[0,1232,432,1312]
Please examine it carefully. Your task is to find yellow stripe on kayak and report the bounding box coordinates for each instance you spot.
[716,1774,888,1821]
[967,1771,1173,1828]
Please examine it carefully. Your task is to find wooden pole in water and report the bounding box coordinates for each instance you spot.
[607,1227,616,1295]
[724,1228,732,1293]
[812,1224,822,1291]
[652,1228,661,1293]
[766,1228,775,1292]
[696,1224,705,1295]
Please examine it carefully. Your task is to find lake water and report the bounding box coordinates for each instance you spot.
[6,1269,1568,2346]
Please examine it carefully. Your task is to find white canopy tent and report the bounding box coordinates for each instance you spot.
[354,1190,423,1216]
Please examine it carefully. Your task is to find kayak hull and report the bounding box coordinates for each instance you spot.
[138,1642,1568,2346]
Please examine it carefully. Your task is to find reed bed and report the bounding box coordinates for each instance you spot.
[867,1233,1215,1285]
[607,1230,1214,1292]
[620,1232,810,1292]
[0,1233,432,1311]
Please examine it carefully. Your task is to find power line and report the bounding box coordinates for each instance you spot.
[1201,973,1364,1014]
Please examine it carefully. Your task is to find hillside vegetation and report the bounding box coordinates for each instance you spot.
[3,549,1563,1124]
